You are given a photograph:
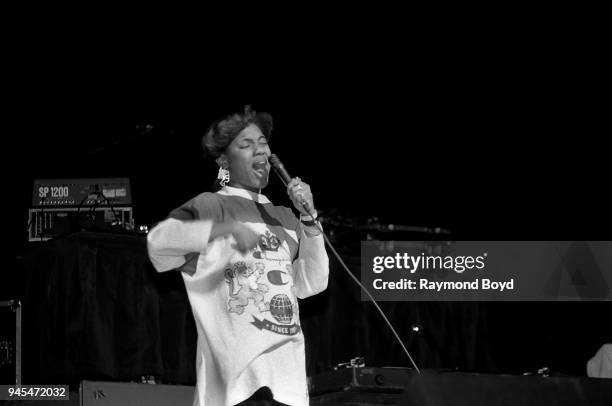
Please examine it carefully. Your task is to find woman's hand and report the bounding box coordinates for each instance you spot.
[287,177,316,217]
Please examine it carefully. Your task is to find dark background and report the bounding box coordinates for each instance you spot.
[2,19,610,385]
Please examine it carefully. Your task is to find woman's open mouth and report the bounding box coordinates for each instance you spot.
[253,161,269,177]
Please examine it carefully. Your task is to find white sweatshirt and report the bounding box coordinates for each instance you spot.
[147,186,329,406]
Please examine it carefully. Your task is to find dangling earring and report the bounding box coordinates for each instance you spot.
[217,166,230,187]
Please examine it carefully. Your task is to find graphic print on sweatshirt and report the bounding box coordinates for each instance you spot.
[224,228,301,336]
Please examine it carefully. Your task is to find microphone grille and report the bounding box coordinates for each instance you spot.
[269,154,282,168]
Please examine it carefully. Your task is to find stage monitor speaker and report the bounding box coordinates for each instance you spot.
[309,366,410,405]
[397,370,612,406]
[80,380,194,406]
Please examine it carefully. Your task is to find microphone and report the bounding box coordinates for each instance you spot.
[269,154,315,216]
[269,154,292,186]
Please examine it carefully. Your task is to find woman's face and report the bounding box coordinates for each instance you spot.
[221,123,271,192]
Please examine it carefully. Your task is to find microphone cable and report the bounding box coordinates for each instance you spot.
[270,154,421,373]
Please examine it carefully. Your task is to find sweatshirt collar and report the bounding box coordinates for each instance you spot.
[217,186,271,204]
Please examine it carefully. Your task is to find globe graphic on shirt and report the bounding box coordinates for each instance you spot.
[269,294,293,324]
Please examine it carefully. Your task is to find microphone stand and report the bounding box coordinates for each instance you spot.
[271,157,421,374]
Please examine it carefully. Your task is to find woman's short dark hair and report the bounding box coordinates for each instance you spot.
[202,105,273,159]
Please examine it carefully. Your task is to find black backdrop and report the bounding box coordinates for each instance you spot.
[17,231,611,387]
[3,21,611,388]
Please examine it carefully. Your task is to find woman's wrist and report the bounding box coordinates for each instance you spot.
[300,210,318,225]
[300,212,321,236]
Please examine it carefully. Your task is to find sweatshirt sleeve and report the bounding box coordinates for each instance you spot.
[293,223,329,299]
[147,193,222,273]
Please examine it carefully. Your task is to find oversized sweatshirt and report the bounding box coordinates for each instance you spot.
[147,186,329,406]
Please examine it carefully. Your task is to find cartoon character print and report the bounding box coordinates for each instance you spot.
[224,228,302,335]
[224,261,269,315]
